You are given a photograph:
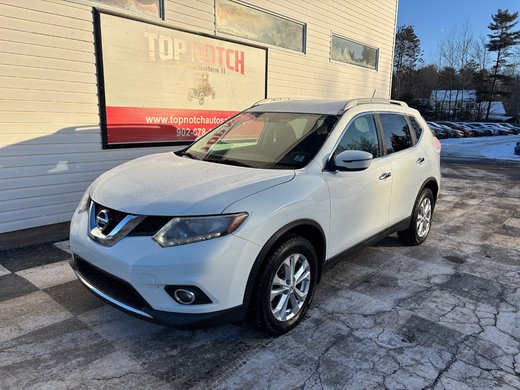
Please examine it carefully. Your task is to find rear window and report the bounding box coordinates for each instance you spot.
[408,116,424,141]
[379,114,413,154]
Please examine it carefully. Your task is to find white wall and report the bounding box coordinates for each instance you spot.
[0,0,397,233]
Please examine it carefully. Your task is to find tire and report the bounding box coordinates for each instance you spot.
[187,91,193,102]
[199,93,204,105]
[398,188,434,246]
[251,234,318,336]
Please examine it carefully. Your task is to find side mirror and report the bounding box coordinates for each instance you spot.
[333,150,373,171]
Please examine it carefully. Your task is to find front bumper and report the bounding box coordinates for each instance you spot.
[69,209,261,328]
[70,255,246,329]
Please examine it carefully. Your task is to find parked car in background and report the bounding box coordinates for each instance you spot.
[496,123,517,135]
[502,123,520,134]
[432,122,463,138]
[486,123,510,135]
[69,98,441,335]
[443,125,464,138]
[438,121,474,137]
[426,121,447,138]
[463,123,493,136]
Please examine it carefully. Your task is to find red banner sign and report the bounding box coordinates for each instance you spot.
[106,106,238,143]
[96,11,267,148]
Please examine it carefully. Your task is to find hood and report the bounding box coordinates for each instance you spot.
[90,152,295,216]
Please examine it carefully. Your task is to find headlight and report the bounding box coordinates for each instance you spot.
[76,185,92,214]
[153,213,248,247]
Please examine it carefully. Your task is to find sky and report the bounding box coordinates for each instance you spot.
[397,0,520,63]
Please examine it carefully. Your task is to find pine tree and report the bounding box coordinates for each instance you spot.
[485,9,520,120]
[393,25,422,100]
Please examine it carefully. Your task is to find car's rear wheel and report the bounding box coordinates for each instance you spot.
[398,188,434,246]
[251,234,317,336]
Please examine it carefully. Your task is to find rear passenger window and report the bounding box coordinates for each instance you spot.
[408,116,423,141]
[379,114,413,154]
[333,114,380,159]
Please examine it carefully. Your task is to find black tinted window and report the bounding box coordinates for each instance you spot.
[379,114,413,154]
[333,115,380,159]
[408,116,423,141]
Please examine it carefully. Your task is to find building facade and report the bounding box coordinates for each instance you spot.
[430,89,508,120]
[0,0,398,235]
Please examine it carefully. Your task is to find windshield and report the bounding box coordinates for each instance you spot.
[181,112,338,169]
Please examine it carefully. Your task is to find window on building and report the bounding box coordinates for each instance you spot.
[331,34,378,70]
[89,0,161,17]
[379,114,413,154]
[333,115,380,159]
[216,0,305,52]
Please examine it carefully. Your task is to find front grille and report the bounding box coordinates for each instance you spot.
[73,255,148,310]
[92,201,171,237]
[91,202,128,233]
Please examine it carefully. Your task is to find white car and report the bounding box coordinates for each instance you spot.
[70,98,441,335]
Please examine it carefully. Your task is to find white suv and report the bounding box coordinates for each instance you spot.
[70,98,441,335]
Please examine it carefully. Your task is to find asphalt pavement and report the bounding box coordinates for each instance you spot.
[0,157,519,389]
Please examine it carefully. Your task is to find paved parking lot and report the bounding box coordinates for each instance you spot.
[1,160,519,389]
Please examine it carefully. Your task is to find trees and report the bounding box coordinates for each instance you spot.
[435,24,476,120]
[393,25,422,100]
[390,10,520,121]
[485,9,520,120]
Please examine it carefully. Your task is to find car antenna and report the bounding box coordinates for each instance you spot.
[372,89,377,98]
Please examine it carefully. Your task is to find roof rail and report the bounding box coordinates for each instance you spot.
[343,98,408,111]
[251,97,293,107]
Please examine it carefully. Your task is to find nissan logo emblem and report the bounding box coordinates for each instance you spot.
[96,209,111,230]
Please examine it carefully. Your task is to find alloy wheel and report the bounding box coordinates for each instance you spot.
[269,253,311,322]
[416,197,432,238]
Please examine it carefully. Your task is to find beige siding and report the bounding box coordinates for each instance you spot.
[0,0,397,233]
[233,0,396,100]
[165,0,215,34]
[0,0,172,233]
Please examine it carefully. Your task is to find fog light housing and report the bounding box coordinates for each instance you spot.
[165,285,212,305]
[174,289,195,305]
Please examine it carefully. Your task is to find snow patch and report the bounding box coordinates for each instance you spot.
[440,136,520,161]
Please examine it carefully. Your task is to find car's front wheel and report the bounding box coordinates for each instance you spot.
[251,234,318,335]
[398,188,434,246]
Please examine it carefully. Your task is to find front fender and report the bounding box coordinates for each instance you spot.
[223,172,330,308]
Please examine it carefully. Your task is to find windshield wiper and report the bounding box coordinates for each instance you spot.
[180,151,200,160]
[271,163,295,169]
[204,158,252,168]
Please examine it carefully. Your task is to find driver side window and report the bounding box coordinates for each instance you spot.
[333,114,380,160]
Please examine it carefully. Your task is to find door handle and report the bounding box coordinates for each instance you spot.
[379,172,392,180]
[417,157,425,164]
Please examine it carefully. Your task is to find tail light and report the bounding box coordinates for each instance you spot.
[433,137,441,154]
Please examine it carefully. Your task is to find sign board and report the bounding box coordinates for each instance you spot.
[96,11,267,148]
